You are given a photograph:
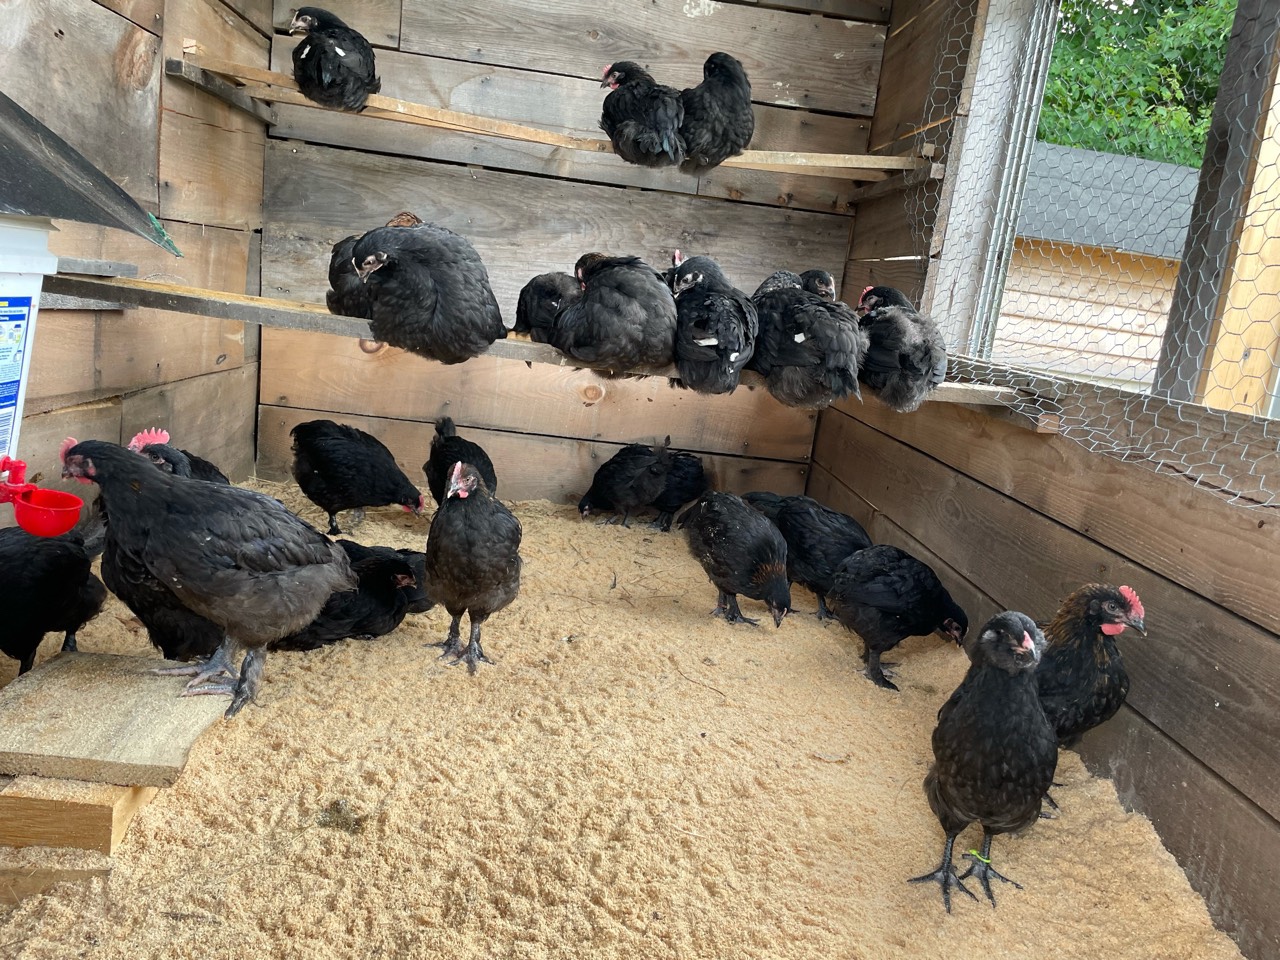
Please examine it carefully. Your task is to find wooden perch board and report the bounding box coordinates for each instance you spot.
[43,273,1017,407]
[0,777,158,854]
[0,653,225,788]
[174,48,926,180]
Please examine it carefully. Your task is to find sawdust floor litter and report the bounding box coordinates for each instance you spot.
[0,480,1244,960]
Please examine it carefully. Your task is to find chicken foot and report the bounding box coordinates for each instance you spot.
[862,647,899,691]
[959,831,1022,907]
[814,595,836,622]
[456,617,494,675]
[159,640,240,691]
[712,591,758,626]
[429,614,465,662]
[908,833,977,913]
[176,647,265,719]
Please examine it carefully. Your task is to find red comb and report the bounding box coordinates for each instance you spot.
[861,285,874,298]
[601,64,612,78]
[1119,585,1144,620]
[59,437,78,464]
[450,461,464,481]
[127,427,169,452]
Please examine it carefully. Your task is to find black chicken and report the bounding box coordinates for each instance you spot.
[423,462,522,673]
[273,545,417,651]
[127,428,229,484]
[669,255,758,394]
[351,222,506,364]
[289,7,381,112]
[0,527,106,675]
[826,544,968,690]
[855,285,949,413]
[423,417,498,507]
[750,271,868,409]
[679,52,754,170]
[545,254,677,373]
[650,451,709,532]
[910,611,1057,911]
[800,269,836,301]
[1037,583,1146,748]
[743,492,871,619]
[336,540,434,614]
[678,491,791,627]
[599,61,685,167]
[291,419,425,535]
[61,440,356,717]
[514,271,581,341]
[327,211,424,320]
[578,439,672,527]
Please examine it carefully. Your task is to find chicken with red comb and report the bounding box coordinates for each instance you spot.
[1036,583,1147,748]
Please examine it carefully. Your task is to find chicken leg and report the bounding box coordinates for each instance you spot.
[175,645,264,719]
[457,615,494,675]
[61,631,79,653]
[861,645,899,691]
[712,590,758,626]
[161,638,240,691]
[430,614,465,663]
[908,832,977,913]
[959,830,1022,907]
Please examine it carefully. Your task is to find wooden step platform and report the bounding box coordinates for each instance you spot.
[0,652,226,788]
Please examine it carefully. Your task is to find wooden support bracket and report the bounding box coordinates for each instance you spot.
[0,776,158,854]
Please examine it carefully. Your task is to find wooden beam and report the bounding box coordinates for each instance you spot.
[0,653,226,788]
[0,777,158,854]
[162,56,278,124]
[1154,0,1280,401]
[843,161,945,204]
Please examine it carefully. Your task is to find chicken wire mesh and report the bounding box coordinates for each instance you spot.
[904,0,1280,507]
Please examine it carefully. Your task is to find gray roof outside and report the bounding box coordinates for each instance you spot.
[1017,141,1198,260]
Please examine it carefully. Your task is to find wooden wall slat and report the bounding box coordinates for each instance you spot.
[257,405,808,503]
[1,0,161,209]
[398,0,884,117]
[260,329,815,461]
[10,400,124,510]
[811,407,1280,822]
[841,257,927,305]
[261,141,851,321]
[93,0,164,33]
[849,189,927,260]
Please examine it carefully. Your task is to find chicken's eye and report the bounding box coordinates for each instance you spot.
[1104,601,1117,612]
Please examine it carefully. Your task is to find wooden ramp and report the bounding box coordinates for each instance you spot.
[0,653,225,788]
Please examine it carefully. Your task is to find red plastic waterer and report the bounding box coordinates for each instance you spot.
[0,455,83,536]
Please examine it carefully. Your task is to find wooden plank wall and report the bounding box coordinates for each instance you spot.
[808,395,1280,960]
[258,0,888,503]
[0,0,271,507]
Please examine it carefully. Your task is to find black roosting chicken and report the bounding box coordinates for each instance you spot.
[1037,583,1146,748]
[327,211,424,320]
[127,428,229,484]
[826,544,968,690]
[679,491,791,627]
[855,285,949,413]
[651,450,709,532]
[61,440,356,717]
[336,540,434,614]
[599,61,685,167]
[743,492,871,620]
[547,254,677,373]
[669,255,758,394]
[423,417,498,507]
[910,611,1057,911]
[351,222,506,364]
[423,462,522,673]
[578,439,672,527]
[291,419,425,535]
[679,52,755,170]
[800,269,836,301]
[273,545,418,652]
[515,271,582,342]
[0,526,106,675]
[289,7,381,112]
[750,271,868,409]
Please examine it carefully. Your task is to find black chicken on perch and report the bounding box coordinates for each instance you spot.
[289,7,382,112]
[0,526,106,675]
[291,419,425,535]
[349,221,506,364]
[514,271,582,341]
[669,254,758,395]
[599,61,685,167]
[750,271,868,409]
[327,211,424,320]
[910,611,1057,912]
[423,417,499,508]
[61,439,356,718]
[578,439,673,527]
[679,52,755,170]
[800,269,836,301]
[826,544,968,690]
[743,492,872,620]
[679,491,791,628]
[423,462,522,673]
[855,285,950,413]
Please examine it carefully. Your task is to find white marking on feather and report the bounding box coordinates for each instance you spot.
[695,337,719,346]
[729,351,740,361]
[299,45,310,59]
[793,333,806,343]
[335,46,346,56]
[683,0,719,16]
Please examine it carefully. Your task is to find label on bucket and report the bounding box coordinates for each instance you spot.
[0,296,33,460]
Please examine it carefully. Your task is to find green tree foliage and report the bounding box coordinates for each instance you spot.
[1037,0,1235,167]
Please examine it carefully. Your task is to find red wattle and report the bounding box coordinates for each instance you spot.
[1101,623,1126,635]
